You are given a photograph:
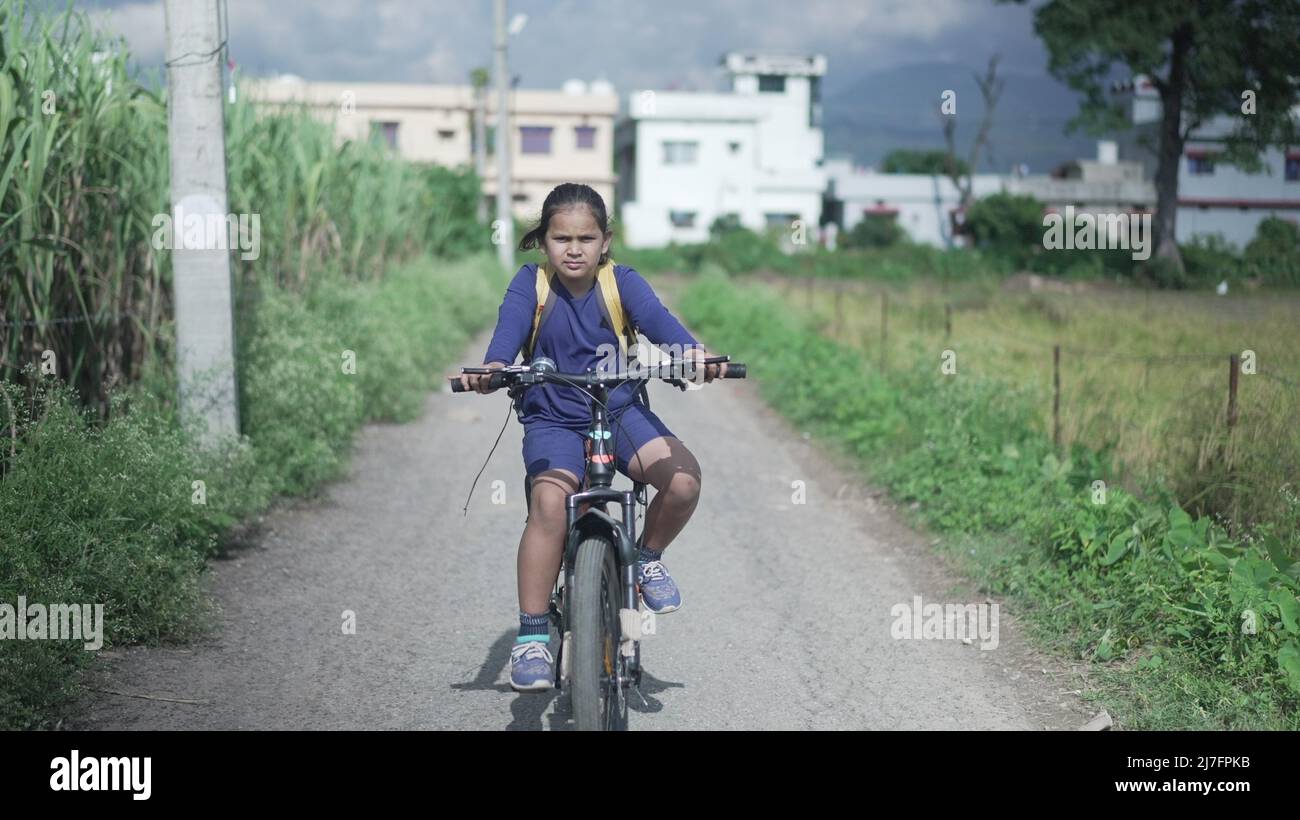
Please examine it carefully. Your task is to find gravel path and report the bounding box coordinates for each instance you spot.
[68,303,1094,730]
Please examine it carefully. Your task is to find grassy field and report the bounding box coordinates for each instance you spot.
[761,274,1300,552]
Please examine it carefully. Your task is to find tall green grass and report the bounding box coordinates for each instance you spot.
[0,0,170,412]
[1,0,484,415]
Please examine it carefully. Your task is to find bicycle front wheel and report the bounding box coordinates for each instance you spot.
[569,534,627,731]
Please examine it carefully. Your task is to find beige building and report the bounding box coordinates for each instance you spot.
[243,76,619,218]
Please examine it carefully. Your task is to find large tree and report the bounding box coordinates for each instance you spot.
[1003,0,1300,270]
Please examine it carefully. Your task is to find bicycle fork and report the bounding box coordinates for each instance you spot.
[554,491,647,702]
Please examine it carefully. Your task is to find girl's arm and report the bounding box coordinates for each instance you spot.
[617,266,700,351]
[619,267,727,380]
[482,265,537,366]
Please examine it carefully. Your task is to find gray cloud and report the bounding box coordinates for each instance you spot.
[57,0,1080,167]
[63,0,1048,96]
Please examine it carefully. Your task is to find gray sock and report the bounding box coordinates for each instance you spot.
[517,610,550,643]
[636,533,663,564]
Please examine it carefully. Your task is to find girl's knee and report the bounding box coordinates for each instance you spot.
[664,467,701,505]
[529,470,577,529]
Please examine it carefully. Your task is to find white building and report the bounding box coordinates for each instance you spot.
[824,158,1003,247]
[1111,76,1299,247]
[825,142,1154,248]
[615,53,827,247]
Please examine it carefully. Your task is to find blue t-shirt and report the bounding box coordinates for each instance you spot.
[483,263,700,427]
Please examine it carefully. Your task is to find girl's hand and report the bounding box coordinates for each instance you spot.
[461,361,507,394]
[685,347,726,384]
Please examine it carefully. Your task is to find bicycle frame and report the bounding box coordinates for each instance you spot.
[562,381,644,685]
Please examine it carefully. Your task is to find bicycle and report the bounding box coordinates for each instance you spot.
[451,354,746,730]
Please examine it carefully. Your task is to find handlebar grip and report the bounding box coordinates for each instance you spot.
[450,370,510,392]
[723,363,746,379]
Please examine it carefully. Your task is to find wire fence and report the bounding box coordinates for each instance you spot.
[0,309,143,329]
[781,277,1299,450]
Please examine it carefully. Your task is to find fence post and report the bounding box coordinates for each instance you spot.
[1228,353,1239,429]
[944,303,952,342]
[880,291,888,372]
[1053,344,1061,449]
[834,282,843,336]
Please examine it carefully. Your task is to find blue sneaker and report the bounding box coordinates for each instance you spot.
[510,641,554,692]
[637,559,682,614]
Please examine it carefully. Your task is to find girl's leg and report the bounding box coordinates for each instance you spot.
[624,436,702,554]
[517,468,579,614]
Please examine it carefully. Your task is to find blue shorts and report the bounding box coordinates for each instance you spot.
[522,400,676,483]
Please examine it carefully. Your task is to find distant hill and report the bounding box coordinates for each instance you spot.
[821,61,1107,174]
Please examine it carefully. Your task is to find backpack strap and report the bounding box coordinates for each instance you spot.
[592,261,639,364]
[592,259,637,356]
[520,264,560,362]
[594,261,650,411]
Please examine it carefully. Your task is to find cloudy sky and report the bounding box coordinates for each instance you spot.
[59,0,1047,97]
[48,0,1098,169]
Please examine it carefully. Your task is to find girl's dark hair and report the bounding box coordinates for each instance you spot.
[518,183,612,265]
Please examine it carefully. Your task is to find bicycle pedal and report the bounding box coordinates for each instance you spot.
[619,607,643,641]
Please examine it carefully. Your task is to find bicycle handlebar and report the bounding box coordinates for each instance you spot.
[449,356,746,393]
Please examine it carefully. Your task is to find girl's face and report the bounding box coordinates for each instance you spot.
[543,205,611,287]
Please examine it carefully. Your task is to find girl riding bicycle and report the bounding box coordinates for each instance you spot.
[459,182,725,692]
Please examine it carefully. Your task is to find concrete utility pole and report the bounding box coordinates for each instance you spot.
[472,68,488,224]
[494,0,514,271]
[164,0,239,441]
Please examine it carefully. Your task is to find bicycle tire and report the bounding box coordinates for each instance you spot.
[569,534,627,731]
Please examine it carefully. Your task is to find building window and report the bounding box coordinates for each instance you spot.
[669,210,697,228]
[520,126,552,154]
[575,125,596,149]
[1187,151,1216,175]
[371,121,399,150]
[758,74,786,93]
[662,140,698,165]
[1286,152,1300,181]
[728,141,741,155]
[437,129,455,141]
[764,212,799,230]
